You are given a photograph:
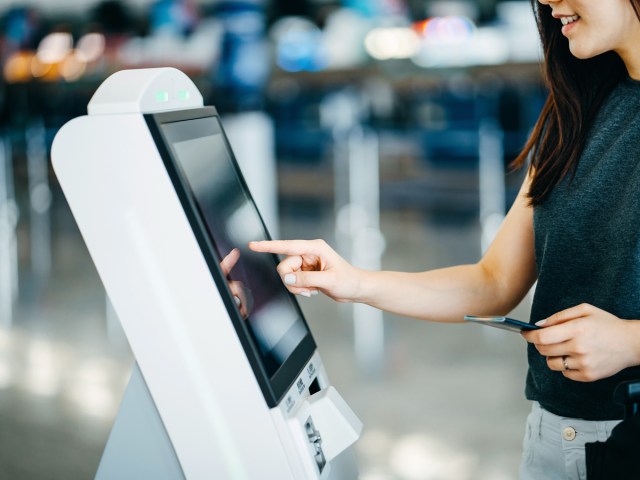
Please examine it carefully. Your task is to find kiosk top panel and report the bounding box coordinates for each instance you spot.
[145,107,316,407]
[88,68,203,115]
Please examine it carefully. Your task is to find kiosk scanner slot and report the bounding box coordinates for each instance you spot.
[51,68,362,480]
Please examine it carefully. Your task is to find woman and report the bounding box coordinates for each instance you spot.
[250,0,640,478]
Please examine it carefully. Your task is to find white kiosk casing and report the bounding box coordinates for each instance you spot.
[51,68,362,479]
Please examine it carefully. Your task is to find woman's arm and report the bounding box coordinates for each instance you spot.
[250,175,538,323]
[351,174,537,322]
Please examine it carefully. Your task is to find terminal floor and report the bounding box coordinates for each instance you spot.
[0,198,533,480]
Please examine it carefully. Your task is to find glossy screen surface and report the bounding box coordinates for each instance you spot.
[161,117,307,377]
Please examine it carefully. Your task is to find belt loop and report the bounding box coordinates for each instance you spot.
[535,402,544,439]
[604,419,622,440]
[596,421,607,442]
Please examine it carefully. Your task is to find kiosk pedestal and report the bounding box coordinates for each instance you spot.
[96,364,185,480]
[52,68,362,479]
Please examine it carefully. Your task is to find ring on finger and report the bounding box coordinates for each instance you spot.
[562,355,570,371]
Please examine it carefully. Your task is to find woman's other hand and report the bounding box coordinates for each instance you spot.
[522,303,640,382]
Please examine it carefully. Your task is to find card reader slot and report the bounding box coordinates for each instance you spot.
[308,377,321,396]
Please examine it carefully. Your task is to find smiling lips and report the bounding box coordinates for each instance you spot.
[561,14,580,26]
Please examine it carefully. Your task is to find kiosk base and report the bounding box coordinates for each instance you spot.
[95,364,360,480]
[95,363,186,480]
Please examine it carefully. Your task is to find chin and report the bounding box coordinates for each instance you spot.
[569,43,606,60]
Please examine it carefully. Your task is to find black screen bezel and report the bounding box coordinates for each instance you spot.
[145,107,316,407]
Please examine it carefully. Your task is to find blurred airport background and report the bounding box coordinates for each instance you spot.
[0,1,546,479]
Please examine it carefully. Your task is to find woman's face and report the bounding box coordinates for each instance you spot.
[538,0,640,67]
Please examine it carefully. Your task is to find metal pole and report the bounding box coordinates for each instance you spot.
[5,138,18,303]
[348,127,385,374]
[26,120,52,281]
[324,90,386,374]
[0,136,19,327]
[478,119,505,253]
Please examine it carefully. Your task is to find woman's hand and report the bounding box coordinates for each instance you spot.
[522,303,640,382]
[248,239,362,302]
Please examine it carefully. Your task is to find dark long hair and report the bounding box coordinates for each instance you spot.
[513,0,640,205]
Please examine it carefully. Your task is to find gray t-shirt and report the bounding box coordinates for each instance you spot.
[527,76,640,420]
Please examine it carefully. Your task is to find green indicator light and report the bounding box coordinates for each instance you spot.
[178,89,190,100]
[156,91,169,102]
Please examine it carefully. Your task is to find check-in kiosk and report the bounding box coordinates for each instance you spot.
[51,68,362,479]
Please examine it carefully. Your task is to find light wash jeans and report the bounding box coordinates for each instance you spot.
[519,402,622,480]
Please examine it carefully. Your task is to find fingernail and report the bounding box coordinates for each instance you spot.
[300,291,311,298]
[234,296,241,306]
[310,290,319,296]
[284,273,296,285]
[535,319,547,326]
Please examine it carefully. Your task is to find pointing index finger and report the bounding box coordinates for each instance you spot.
[249,240,321,257]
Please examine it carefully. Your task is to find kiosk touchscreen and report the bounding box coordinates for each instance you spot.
[148,107,315,406]
[51,68,362,480]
